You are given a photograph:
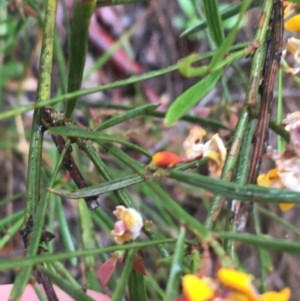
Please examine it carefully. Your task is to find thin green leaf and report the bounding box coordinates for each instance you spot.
[56,198,77,266]
[10,0,58,297]
[0,218,23,250]
[0,239,176,271]
[65,0,96,118]
[202,0,224,46]
[128,269,147,301]
[81,140,136,208]
[217,232,300,254]
[209,0,251,69]
[48,126,152,157]
[181,0,262,37]
[85,101,230,130]
[79,200,101,292]
[112,248,136,301]
[96,0,151,7]
[0,64,177,121]
[49,173,144,199]
[169,170,300,204]
[164,70,222,125]
[164,226,186,301]
[94,103,159,131]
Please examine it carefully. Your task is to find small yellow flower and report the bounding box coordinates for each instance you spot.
[178,269,291,301]
[217,268,258,300]
[111,206,143,244]
[182,274,214,301]
[257,168,282,187]
[259,288,291,301]
[285,14,300,32]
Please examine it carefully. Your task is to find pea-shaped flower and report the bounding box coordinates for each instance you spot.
[111,206,143,244]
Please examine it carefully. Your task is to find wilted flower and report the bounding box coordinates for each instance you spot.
[183,126,207,161]
[182,126,226,176]
[111,206,143,244]
[285,37,300,64]
[257,111,300,211]
[151,151,181,168]
[283,1,295,19]
[175,268,290,301]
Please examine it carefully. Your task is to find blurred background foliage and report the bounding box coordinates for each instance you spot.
[1,0,300,300]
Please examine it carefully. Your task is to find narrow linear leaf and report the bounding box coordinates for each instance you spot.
[96,0,151,7]
[217,232,300,254]
[203,0,224,46]
[165,70,222,126]
[164,226,186,301]
[0,63,182,121]
[56,198,77,266]
[209,0,251,69]
[0,239,176,271]
[49,173,144,199]
[48,126,152,157]
[128,268,147,301]
[169,170,300,204]
[112,248,138,301]
[65,0,96,118]
[79,200,101,292]
[181,0,262,37]
[94,103,159,131]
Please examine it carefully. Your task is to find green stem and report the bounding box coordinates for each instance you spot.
[204,0,273,230]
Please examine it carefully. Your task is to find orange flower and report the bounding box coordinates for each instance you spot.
[151,151,181,168]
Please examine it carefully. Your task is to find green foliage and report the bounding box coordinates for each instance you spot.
[0,0,298,300]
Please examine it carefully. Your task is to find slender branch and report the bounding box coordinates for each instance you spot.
[204,0,274,230]
[236,0,283,232]
[41,108,99,210]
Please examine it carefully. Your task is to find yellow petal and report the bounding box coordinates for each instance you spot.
[217,268,258,299]
[259,287,291,301]
[182,274,214,301]
[203,134,227,176]
[285,15,300,32]
[257,168,281,187]
[279,203,295,211]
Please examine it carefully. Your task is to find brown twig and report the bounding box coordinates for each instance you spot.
[236,0,283,232]
[41,107,99,210]
[248,0,283,184]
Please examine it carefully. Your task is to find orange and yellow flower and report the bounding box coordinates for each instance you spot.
[176,268,290,301]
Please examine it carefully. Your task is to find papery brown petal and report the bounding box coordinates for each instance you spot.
[132,254,147,275]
